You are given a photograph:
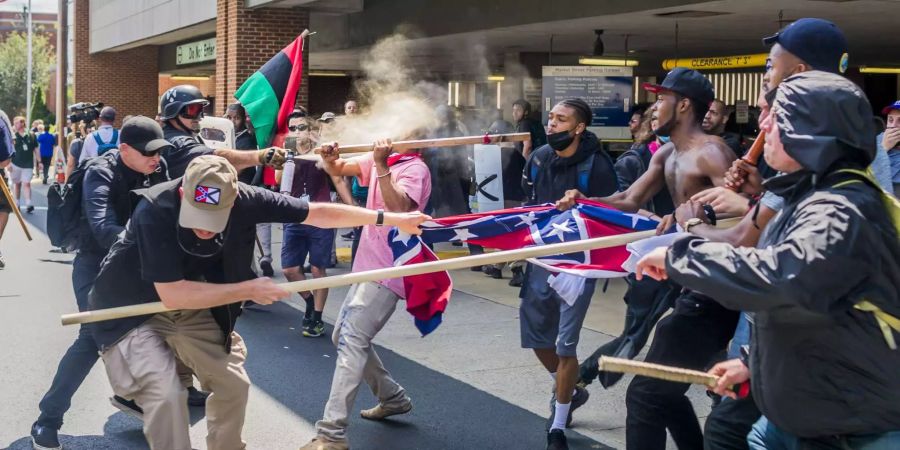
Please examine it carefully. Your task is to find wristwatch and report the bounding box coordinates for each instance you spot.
[683,217,704,232]
[375,209,385,227]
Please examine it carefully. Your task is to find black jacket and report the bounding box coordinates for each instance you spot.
[522,131,618,204]
[78,151,168,256]
[162,125,215,178]
[614,144,674,215]
[665,71,900,437]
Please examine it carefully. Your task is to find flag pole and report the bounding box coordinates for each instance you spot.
[295,132,531,161]
[60,218,738,326]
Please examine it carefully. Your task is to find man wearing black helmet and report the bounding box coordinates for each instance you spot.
[158,85,287,178]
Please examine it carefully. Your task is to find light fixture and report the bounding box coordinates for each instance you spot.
[309,71,349,77]
[593,29,604,56]
[579,57,638,67]
[171,76,210,81]
[859,67,900,74]
[487,75,505,81]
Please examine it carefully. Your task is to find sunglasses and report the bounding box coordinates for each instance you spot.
[180,103,206,120]
[288,124,309,132]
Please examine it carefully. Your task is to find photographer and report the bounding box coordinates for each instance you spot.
[79,106,120,163]
[65,122,88,181]
[159,85,286,178]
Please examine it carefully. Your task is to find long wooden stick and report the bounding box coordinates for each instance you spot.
[0,170,32,241]
[61,217,739,326]
[743,130,765,165]
[296,132,531,161]
[599,356,718,387]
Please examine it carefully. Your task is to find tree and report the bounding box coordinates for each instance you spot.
[0,31,55,120]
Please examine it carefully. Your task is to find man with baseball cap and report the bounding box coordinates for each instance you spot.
[557,67,737,450]
[877,101,900,197]
[86,154,428,450]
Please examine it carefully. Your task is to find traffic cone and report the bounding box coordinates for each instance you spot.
[55,150,66,184]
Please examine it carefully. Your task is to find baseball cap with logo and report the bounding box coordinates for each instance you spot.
[642,67,715,107]
[763,18,849,74]
[179,155,238,233]
[882,100,900,116]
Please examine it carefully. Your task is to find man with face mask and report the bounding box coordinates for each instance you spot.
[635,70,900,450]
[557,69,736,450]
[159,85,287,178]
[86,155,429,450]
[520,98,618,450]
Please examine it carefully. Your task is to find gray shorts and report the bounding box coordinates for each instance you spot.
[519,264,596,357]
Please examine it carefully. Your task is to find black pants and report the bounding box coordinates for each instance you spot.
[704,396,761,450]
[625,293,739,450]
[579,275,680,387]
[40,156,52,181]
[36,252,102,429]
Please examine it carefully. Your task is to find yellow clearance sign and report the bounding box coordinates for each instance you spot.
[662,54,768,71]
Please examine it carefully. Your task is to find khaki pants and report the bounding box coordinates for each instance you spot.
[316,282,408,441]
[101,309,250,450]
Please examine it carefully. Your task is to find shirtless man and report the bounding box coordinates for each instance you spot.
[557,67,738,450]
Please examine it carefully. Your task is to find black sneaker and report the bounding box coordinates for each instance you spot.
[546,429,568,450]
[341,231,354,240]
[302,316,312,332]
[303,319,326,338]
[509,267,524,287]
[110,395,144,420]
[31,422,60,450]
[259,258,274,277]
[483,266,502,279]
[470,265,483,272]
[26,205,34,213]
[547,385,590,430]
[187,386,209,407]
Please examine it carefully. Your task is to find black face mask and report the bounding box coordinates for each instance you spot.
[547,129,576,151]
[176,224,227,258]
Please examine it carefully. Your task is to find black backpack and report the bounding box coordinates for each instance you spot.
[46,152,116,250]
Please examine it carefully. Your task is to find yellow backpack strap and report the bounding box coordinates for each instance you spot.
[855,300,900,350]
[833,168,900,237]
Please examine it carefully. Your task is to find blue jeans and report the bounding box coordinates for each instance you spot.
[36,252,103,429]
[749,416,900,450]
[728,312,752,359]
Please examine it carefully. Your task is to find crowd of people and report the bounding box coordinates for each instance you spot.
[0,15,898,450]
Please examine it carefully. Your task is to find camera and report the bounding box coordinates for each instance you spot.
[68,102,104,124]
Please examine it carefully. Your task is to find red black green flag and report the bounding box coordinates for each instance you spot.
[234,33,306,149]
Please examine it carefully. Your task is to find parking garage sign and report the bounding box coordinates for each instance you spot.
[176,38,217,66]
[542,66,634,139]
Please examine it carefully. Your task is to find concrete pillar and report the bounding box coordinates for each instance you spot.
[72,0,159,124]
[215,0,310,116]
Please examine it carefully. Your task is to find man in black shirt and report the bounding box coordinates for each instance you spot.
[513,99,547,159]
[703,99,744,157]
[88,155,428,450]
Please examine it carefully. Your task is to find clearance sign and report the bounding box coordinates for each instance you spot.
[662,54,767,71]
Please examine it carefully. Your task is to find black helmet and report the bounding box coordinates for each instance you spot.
[159,85,209,120]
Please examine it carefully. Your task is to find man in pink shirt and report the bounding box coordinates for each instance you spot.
[300,138,432,450]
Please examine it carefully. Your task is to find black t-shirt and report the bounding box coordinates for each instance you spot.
[162,126,215,178]
[234,129,258,184]
[89,180,310,350]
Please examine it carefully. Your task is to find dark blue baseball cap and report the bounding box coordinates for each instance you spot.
[882,100,900,116]
[763,18,848,74]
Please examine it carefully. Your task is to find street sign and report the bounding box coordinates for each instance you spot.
[662,53,767,71]
[541,66,634,139]
[735,100,749,124]
[176,37,216,66]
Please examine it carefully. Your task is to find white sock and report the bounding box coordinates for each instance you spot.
[551,401,570,431]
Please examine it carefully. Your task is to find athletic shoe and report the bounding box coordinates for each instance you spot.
[509,266,525,287]
[259,258,274,277]
[470,265,483,272]
[30,422,60,450]
[187,386,209,407]
[0,252,5,269]
[298,436,349,450]
[110,395,144,420]
[341,231,354,240]
[26,205,34,213]
[546,429,568,450]
[360,398,412,420]
[303,319,326,338]
[547,385,590,430]
[483,266,502,279]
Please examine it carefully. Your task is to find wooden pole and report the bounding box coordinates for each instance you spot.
[60,217,739,326]
[726,130,765,193]
[0,171,32,241]
[599,356,718,387]
[296,132,530,161]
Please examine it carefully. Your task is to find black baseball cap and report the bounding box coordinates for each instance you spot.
[643,67,715,107]
[120,116,173,154]
[763,18,848,74]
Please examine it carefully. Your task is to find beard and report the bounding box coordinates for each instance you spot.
[654,113,676,138]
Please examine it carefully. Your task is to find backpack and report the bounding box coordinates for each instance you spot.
[93,129,119,156]
[529,151,619,203]
[46,152,117,250]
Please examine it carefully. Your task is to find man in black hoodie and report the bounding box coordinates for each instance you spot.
[636,71,900,448]
[520,98,617,450]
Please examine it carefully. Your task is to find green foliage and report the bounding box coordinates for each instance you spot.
[0,31,56,119]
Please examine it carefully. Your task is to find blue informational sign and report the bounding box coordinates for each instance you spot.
[541,66,634,139]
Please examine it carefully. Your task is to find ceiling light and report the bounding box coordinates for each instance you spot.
[487,75,505,81]
[860,67,900,74]
[309,71,348,77]
[579,57,638,67]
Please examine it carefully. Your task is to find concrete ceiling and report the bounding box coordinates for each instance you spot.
[308,0,900,76]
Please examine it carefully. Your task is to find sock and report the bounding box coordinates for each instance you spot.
[549,372,557,382]
[303,295,314,318]
[312,310,323,322]
[551,401,570,431]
